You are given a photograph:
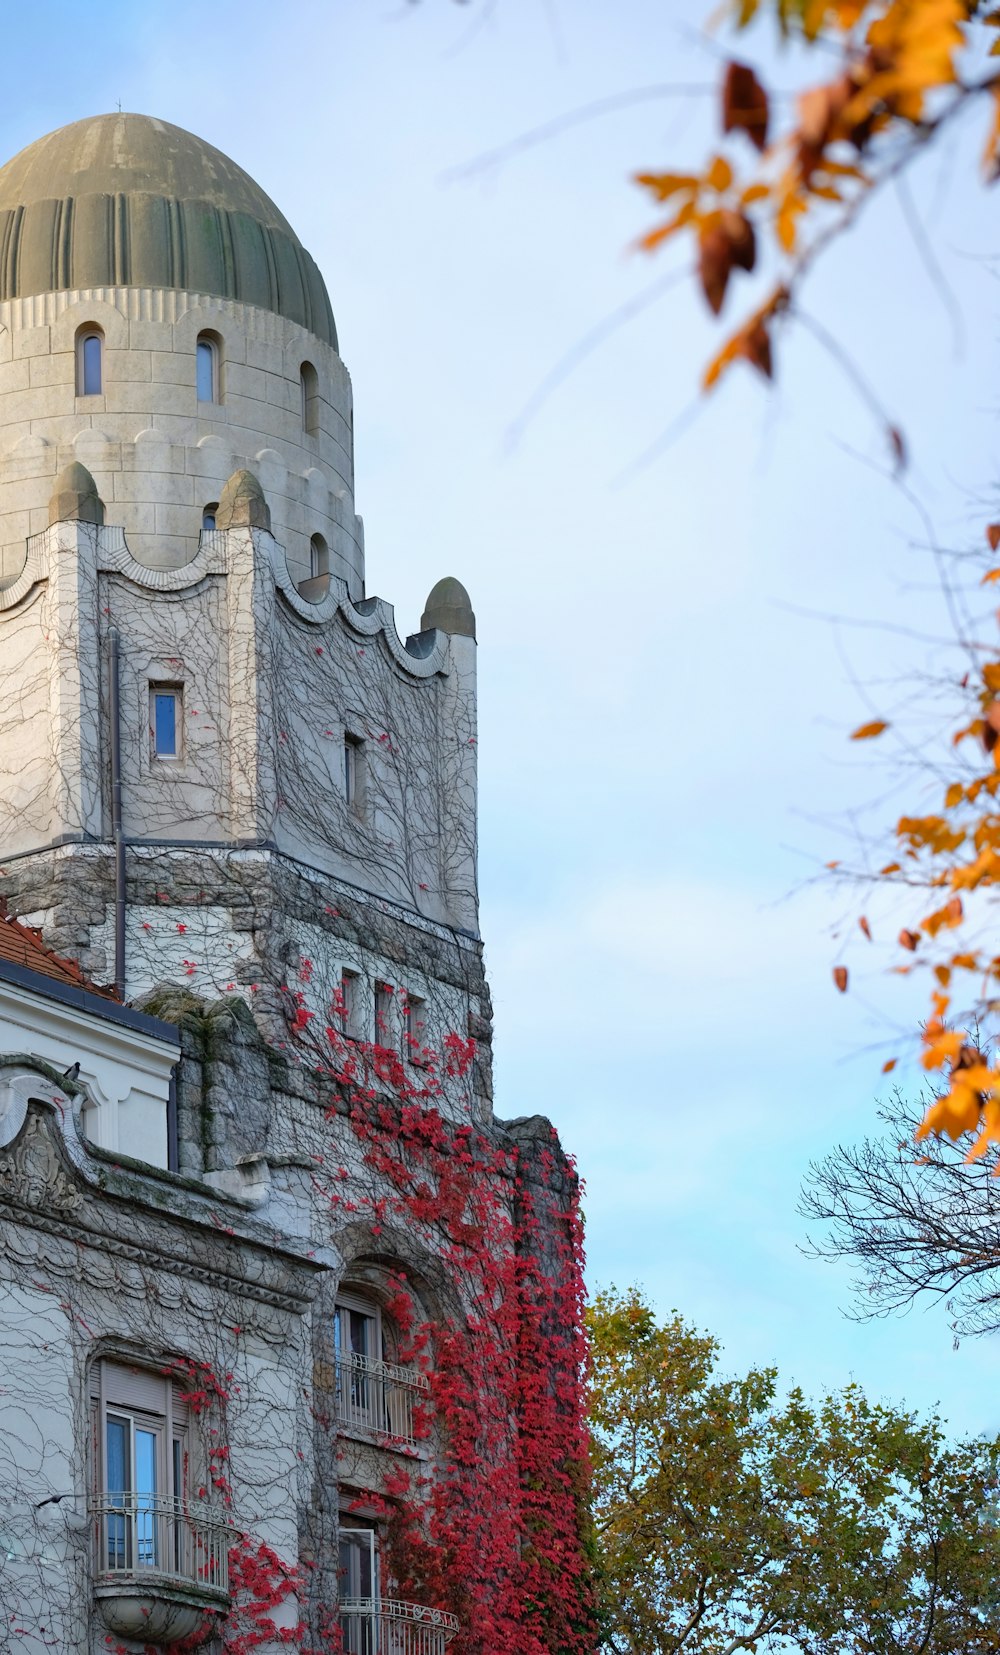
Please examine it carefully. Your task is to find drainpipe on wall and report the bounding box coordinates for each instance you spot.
[109,627,127,1001]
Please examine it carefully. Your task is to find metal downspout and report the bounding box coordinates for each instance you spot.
[109,627,126,1001]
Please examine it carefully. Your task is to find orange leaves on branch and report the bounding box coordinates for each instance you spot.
[899,929,921,951]
[698,208,757,313]
[833,965,849,991]
[859,915,872,940]
[703,285,786,389]
[722,61,770,150]
[921,894,964,937]
[851,719,889,739]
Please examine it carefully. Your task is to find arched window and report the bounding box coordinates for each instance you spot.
[202,503,218,532]
[196,333,220,403]
[300,361,319,436]
[76,327,103,396]
[333,1288,427,1446]
[310,533,329,579]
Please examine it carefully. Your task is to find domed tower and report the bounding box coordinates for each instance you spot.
[0,114,486,1123]
[0,114,357,589]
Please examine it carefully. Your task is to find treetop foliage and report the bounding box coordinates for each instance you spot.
[589,1285,1000,1654]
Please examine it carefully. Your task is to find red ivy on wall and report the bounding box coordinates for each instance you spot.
[146,1007,595,1655]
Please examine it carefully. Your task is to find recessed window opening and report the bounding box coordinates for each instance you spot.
[344,733,363,812]
[196,333,221,403]
[374,981,393,1045]
[405,994,428,1065]
[333,1290,425,1448]
[76,327,104,396]
[150,685,182,761]
[310,533,329,580]
[339,969,362,1040]
[300,361,319,436]
[90,1359,190,1576]
[202,503,218,531]
[339,1520,378,1611]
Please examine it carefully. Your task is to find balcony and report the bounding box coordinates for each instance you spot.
[90,1492,231,1645]
[339,1598,460,1655]
[335,1350,429,1449]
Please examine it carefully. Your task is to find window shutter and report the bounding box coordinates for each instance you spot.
[101,1360,169,1414]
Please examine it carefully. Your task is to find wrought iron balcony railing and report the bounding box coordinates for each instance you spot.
[338,1597,459,1655]
[335,1350,429,1448]
[90,1491,231,1595]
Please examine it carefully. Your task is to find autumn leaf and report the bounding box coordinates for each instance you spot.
[707,153,734,192]
[850,719,889,739]
[859,915,872,941]
[899,929,920,951]
[987,524,1000,551]
[882,1057,897,1073]
[834,965,849,991]
[722,60,770,150]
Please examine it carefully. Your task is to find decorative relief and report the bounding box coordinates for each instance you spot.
[0,1110,83,1213]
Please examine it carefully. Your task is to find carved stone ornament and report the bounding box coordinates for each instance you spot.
[0,1107,83,1213]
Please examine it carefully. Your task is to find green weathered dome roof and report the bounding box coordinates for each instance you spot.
[0,113,336,347]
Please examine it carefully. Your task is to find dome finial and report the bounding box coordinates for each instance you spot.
[216,468,271,533]
[49,462,104,526]
[421,577,476,640]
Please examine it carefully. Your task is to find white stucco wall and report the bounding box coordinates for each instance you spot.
[0,979,179,1165]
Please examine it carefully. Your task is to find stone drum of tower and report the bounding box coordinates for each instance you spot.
[0,113,361,591]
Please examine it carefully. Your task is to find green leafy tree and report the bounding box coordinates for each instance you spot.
[588,1286,1000,1654]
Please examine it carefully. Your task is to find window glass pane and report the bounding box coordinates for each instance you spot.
[82,334,102,395]
[202,507,216,531]
[344,740,355,805]
[135,1428,157,1566]
[196,339,215,402]
[154,693,177,757]
[106,1416,129,1496]
[349,1310,374,1357]
[135,1428,157,1496]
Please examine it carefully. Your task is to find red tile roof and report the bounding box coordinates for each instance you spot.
[0,900,118,1000]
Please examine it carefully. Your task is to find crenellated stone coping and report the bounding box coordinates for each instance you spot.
[98,525,228,587]
[270,537,449,678]
[0,524,452,680]
[0,535,46,612]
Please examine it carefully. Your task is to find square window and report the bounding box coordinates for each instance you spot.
[150,686,182,760]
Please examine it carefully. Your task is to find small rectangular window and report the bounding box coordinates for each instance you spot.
[151,686,182,760]
[374,981,393,1046]
[339,969,362,1040]
[405,995,428,1065]
[344,734,363,812]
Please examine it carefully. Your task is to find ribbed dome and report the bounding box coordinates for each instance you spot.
[0,114,336,346]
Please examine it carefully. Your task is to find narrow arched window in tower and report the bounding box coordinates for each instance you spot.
[196,334,220,403]
[310,533,328,580]
[300,361,319,436]
[76,327,104,396]
[202,503,218,532]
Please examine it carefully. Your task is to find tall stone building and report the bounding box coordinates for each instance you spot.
[0,116,592,1655]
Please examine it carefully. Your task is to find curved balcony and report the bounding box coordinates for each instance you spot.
[90,1492,231,1645]
[335,1350,429,1448]
[338,1598,460,1655]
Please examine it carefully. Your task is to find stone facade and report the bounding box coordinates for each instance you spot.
[0,114,590,1655]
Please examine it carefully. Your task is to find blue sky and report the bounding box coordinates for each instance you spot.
[7,0,1000,1435]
